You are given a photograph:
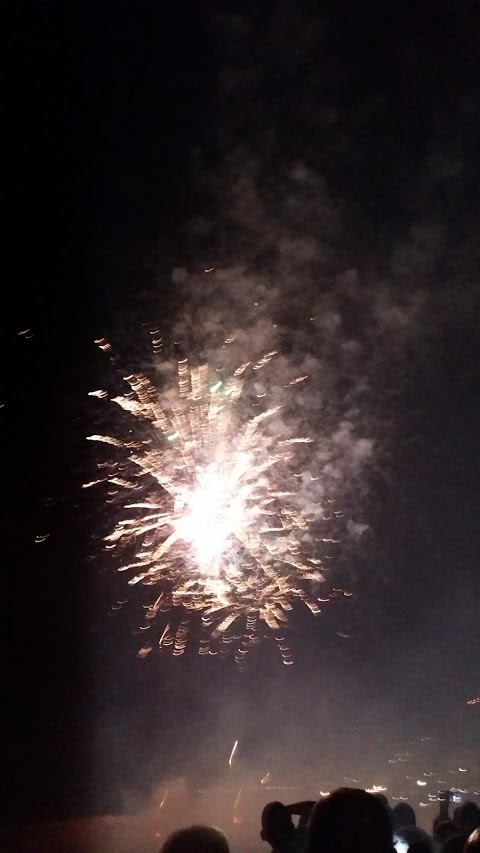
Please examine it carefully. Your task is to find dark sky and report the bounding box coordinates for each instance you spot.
[3,0,480,824]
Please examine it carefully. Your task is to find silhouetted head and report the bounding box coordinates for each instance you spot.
[374,793,394,827]
[464,828,480,853]
[408,842,432,853]
[458,804,480,835]
[441,835,469,853]
[397,825,435,853]
[307,788,393,853]
[159,825,230,853]
[393,803,416,829]
[434,820,458,845]
[261,801,295,848]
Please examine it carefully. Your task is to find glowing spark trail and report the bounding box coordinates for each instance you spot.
[87,335,334,663]
[233,789,243,824]
[229,740,238,769]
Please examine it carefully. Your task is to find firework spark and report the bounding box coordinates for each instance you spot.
[233,788,243,824]
[86,334,334,663]
[228,740,238,769]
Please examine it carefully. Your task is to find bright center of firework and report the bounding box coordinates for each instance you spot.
[175,457,255,572]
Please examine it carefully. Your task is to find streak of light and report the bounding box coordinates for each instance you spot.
[229,740,238,769]
[233,789,243,824]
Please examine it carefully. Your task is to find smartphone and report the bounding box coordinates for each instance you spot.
[438,790,462,805]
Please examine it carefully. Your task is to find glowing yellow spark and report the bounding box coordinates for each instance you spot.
[229,739,238,768]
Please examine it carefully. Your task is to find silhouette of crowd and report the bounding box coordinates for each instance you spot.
[158,789,480,853]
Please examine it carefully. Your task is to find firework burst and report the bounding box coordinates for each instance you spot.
[86,332,336,665]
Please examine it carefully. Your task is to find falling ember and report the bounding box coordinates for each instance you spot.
[87,334,338,663]
[260,771,271,785]
[159,789,169,810]
[229,739,238,769]
[466,697,480,705]
[233,789,243,824]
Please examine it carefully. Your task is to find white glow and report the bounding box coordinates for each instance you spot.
[175,457,256,572]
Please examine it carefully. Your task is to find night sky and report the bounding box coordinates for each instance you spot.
[3,0,479,825]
